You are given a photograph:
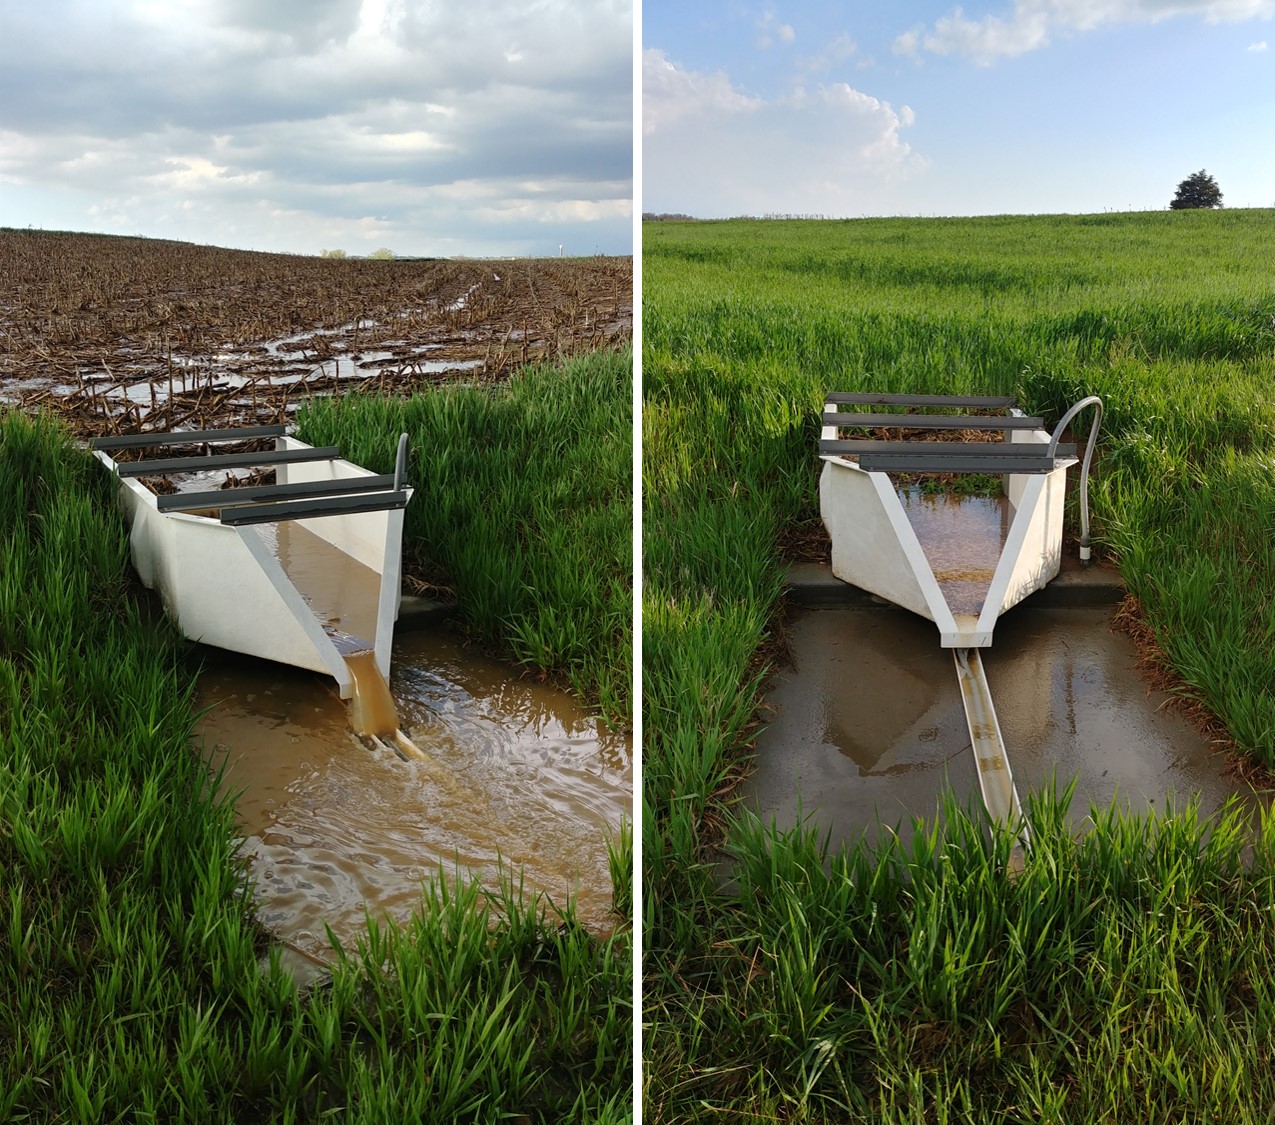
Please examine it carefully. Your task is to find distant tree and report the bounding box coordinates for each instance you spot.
[367,247,395,260]
[1170,170,1223,210]
[319,248,348,259]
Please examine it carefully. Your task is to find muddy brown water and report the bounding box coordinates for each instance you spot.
[197,629,631,967]
[746,604,1266,852]
[193,521,629,968]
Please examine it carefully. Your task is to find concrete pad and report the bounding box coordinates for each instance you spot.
[785,557,1124,610]
[745,604,1263,852]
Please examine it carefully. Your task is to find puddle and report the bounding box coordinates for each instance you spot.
[196,628,631,969]
[0,314,485,427]
[745,604,1265,851]
[898,487,1009,618]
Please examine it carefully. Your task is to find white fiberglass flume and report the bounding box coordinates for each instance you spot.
[818,392,1103,847]
[91,424,412,704]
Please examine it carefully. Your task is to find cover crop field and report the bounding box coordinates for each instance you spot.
[643,209,1275,1121]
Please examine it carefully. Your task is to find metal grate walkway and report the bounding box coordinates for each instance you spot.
[819,393,1078,475]
[90,425,409,524]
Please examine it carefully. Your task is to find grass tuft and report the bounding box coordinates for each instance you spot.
[297,347,633,725]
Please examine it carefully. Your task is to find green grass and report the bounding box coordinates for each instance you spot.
[643,210,1275,1120]
[649,787,1275,1123]
[0,407,631,1122]
[297,347,633,725]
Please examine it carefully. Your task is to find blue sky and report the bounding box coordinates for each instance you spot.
[642,1,1275,218]
[1,0,631,257]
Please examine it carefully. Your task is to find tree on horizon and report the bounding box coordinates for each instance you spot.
[1170,170,1223,210]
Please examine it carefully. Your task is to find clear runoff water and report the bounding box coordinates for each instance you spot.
[898,487,1009,619]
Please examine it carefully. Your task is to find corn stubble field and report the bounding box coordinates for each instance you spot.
[1,228,631,435]
[643,209,1275,1121]
[1,230,632,1121]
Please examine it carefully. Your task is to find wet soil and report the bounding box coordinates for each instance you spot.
[0,230,631,438]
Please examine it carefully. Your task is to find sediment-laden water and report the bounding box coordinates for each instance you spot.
[194,520,628,963]
[197,628,631,963]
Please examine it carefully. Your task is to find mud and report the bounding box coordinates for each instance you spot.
[745,604,1264,852]
[0,230,632,438]
[197,628,631,971]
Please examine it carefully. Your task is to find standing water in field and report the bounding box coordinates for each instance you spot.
[746,604,1264,854]
[197,629,631,965]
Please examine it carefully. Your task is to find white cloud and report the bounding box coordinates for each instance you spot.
[897,0,1275,64]
[642,48,763,134]
[643,52,925,217]
[154,156,267,189]
[1248,37,1270,46]
[798,33,858,74]
[0,0,632,255]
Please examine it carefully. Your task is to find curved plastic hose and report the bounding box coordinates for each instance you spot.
[1047,396,1103,563]
[393,431,409,492]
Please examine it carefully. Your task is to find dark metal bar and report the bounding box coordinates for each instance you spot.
[820,439,1076,458]
[823,412,1043,430]
[90,425,287,451]
[115,446,341,477]
[824,393,1017,408]
[856,453,1075,474]
[218,489,409,526]
[157,474,398,513]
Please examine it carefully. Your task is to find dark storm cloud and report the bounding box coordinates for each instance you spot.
[0,0,632,255]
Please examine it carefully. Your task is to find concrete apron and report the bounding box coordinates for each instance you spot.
[745,600,1267,853]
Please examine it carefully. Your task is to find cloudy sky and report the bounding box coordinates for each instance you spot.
[643,1,1275,218]
[1,0,632,257]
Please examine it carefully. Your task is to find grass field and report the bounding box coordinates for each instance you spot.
[297,347,633,723]
[1,289,632,1118]
[643,210,1275,1120]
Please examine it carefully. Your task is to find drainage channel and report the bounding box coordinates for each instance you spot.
[816,392,1098,838]
[799,391,1267,852]
[93,425,629,978]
